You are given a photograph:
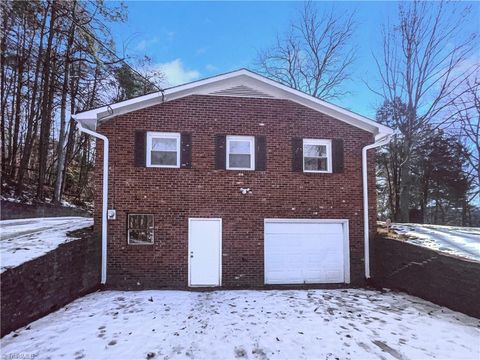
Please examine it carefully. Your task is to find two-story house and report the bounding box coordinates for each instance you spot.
[73,69,393,289]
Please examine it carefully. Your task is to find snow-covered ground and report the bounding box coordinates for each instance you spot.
[1,289,479,359]
[389,223,480,262]
[0,217,93,272]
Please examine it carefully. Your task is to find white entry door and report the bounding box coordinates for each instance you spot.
[264,219,349,284]
[188,218,222,287]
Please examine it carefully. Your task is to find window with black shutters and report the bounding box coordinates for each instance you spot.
[127,214,154,245]
[226,135,255,170]
[303,139,332,173]
[146,132,180,168]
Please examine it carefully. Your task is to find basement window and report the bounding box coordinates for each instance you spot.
[128,214,154,245]
[146,132,180,168]
[303,139,332,173]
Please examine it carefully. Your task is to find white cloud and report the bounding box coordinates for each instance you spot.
[135,40,147,51]
[135,37,159,52]
[157,59,200,86]
[205,64,218,72]
[196,47,208,56]
[166,31,175,41]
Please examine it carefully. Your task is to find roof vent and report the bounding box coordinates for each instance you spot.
[209,85,273,98]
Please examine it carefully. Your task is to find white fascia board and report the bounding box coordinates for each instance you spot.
[72,69,393,137]
[71,115,97,131]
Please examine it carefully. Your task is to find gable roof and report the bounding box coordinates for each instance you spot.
[73,68,393,139]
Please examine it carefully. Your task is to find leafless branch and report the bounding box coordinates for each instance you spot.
[255,1,356,100]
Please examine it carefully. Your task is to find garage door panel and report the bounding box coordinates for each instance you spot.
[265,222,343,235]
[303,271,342,283]
[303,249,344,283]
[266,272,304,284]
[265,237,305,283]
[265,221,348,284]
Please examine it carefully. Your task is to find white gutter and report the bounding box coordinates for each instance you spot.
[76,122,109,285]
[362,134,391,279]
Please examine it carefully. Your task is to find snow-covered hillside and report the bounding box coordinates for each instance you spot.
[0,217,93,272]
[390,223,480,262]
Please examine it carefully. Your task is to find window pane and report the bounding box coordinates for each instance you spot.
[128,214,154,229]
[128,229,154,244]
[304,144,326,157]
[152,137,177,151]
[304,157,327,171]
[128,215,138,229]
[229,154,251,168]
[151,151,177,166]
[230,140,251,154]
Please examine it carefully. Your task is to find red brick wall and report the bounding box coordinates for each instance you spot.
[94,95,376,289]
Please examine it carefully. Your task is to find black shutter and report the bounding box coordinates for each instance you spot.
[332,139,344,173]
[292,137,303,172]
[180,132,192,169]
[134,130,147,167]
[215,135,226,170]
[255,136,267,171]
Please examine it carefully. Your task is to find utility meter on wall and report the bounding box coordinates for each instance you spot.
[107,209,116,220]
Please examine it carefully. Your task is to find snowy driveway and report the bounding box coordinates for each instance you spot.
[0,217,93,272]
[390,223,480,262]
[1,289,478,360]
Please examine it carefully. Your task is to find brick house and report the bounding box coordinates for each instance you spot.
[73,69,393,289]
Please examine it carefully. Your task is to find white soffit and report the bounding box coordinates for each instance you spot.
[72,69,393,138]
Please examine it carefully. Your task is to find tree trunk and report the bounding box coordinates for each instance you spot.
[61,60,81,197]
[77,136,89,198]
[5,69,17,175]
[53,4,76,204]
[384,162,395,219]
[0,6,9,176]
[16,8,47,195]
[9,54,24,179]
[399,133,413,223]
[15,4,49,195]
[461,198,467,227]
[36,0,57,201]
[420,172,430,224]
[52,68,69,204]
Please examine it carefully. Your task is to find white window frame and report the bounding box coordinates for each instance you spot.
[146,132,181,168]
[127,213,154,245]
[226,135,255,171]
[303,139,332,173]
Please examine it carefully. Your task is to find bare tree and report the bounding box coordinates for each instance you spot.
[373,0,478,222]
[455,77,480,202]
[255,2,356,100]
[1,0,157,207]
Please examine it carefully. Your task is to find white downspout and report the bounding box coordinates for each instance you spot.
[362,134,391,279]
[76,122,109,285]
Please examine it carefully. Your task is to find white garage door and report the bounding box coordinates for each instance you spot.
[264,220,349,284]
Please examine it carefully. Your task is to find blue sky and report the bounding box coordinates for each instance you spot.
[110,1,479,119]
